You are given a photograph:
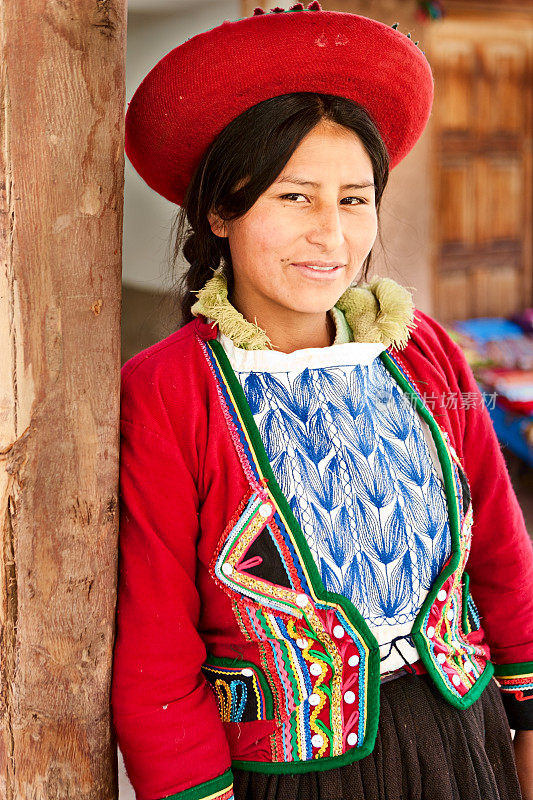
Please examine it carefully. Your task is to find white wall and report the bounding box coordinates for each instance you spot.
[123,0,240,292]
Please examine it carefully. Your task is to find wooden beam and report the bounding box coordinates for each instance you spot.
[0,0,126,796]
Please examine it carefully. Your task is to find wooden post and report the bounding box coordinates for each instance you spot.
[0,0,126,796]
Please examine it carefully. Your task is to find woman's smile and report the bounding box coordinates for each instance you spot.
[290,262,345,280]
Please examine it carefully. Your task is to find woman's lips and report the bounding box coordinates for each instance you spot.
[291,261,345,268]
[290,262,344,280]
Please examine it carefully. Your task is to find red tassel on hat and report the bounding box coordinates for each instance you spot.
[307,1,322,9]
[253,7,265,13]
[289,3,305,9]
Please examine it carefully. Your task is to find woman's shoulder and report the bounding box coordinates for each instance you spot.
[404,307,464,366]
[120,319,208,438]
[121,319,199,388]
[395,307,473,409]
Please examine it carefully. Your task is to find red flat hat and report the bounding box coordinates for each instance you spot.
[125,2,434,206]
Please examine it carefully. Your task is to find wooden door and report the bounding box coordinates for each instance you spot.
[428,15,533,321]
[239,1,532,321]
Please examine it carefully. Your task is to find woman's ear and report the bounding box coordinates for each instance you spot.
[207,208,228,238]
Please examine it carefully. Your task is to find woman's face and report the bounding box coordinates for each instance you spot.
[208,119,378,322]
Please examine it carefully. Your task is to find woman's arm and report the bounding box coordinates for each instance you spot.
[447,341,533,695]
[410,310,533,724]
[111,382,234,800]
[445,338,533,794]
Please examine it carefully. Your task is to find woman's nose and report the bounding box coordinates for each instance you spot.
[307,205,345,250]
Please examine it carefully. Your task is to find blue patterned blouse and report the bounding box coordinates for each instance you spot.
[212,308,451,674]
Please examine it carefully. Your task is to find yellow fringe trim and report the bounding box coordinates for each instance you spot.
[191,266,417,351]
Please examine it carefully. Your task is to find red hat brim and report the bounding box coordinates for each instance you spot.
[125,9,434,206]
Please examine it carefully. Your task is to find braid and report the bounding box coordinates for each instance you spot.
[171,204,233,327]
[181,233,223,324]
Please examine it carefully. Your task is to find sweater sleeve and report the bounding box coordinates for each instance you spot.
[447,338,533,730]
[111,374,234,799]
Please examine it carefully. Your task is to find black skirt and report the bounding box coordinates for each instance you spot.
[232,672,522,800]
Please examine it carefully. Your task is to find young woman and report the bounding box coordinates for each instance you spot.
[111,6,533,800]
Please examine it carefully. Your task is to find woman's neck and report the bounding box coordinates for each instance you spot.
[228,291,336,353]
[190,266,417,352]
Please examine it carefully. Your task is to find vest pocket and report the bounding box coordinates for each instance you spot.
[202,655,275,722]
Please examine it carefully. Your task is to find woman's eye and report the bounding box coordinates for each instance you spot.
[279,194,367,205]
[344,197,367,205]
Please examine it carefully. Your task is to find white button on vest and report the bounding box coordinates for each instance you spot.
[344,691,356,705]
[311,734,324,748]
[452,674,461,687]
[258,503,272,517]
[447,608,454,621]
[333,625,344,638]
[348,655,360,667]
[464,661,473,673]
[296,638,308,650]
[309,694,320,706]
[221,563,233,576]
[436,653,446,664]
[310,663,322,676]
[347,733,358,746]
[437,589,447,602]
[427,626,435,638]
[241,668,254,677]
[296,594,309,608]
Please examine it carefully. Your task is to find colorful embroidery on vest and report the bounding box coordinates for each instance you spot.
[383,350,493,706]
[202,661,271,722]
[200,336,379,765]
[210,482,368,761]
[198,332,495,766]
